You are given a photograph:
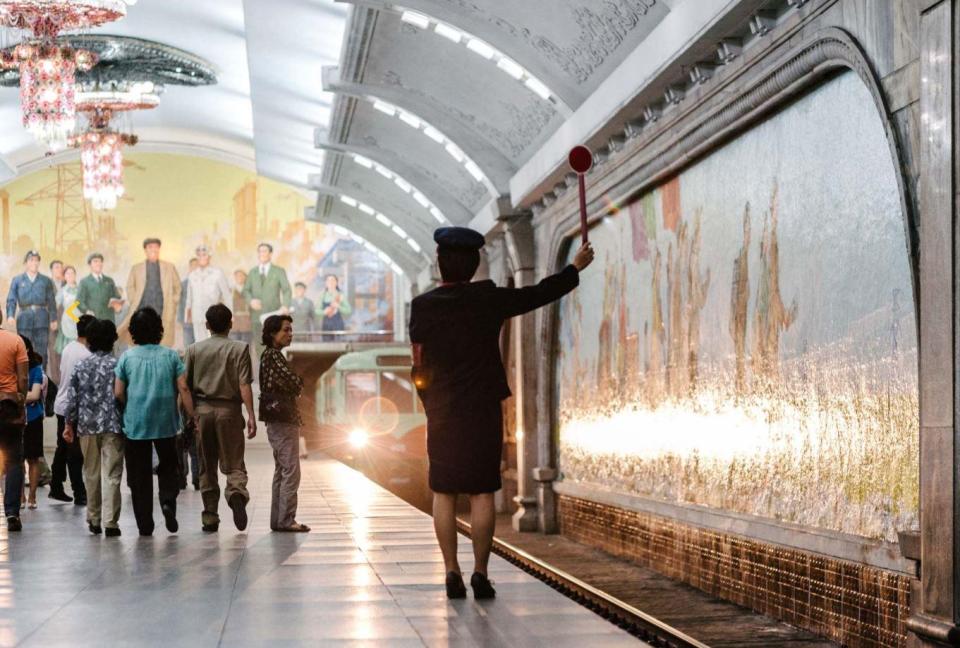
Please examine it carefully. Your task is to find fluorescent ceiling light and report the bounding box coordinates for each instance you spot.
[466,38,495,59]
[378,251,393,265]
[392,225,408,238]
[429,206,446,223]
[464,161,484,182]
[423,126,444,143]
[412,191,429,207]
[524,77,551,101]
[398,111,421,128]
[376,213,393,227]
[364,242,378,254]
[359,203,375,215]
[390,263,403,276]
[407,238,422,253]
[496,57,524,80]
[445,143,463,162]
[394,177,412,193]
[434,23,462,43]
[333,225,349,236]
[373,100,396,116]
[353,155,373,168]
[400,10,429,29]
[340,196,358,207]
[375,165,393,179]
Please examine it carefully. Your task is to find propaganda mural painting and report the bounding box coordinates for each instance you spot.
[555,73,918,542]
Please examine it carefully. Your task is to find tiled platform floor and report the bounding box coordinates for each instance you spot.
[0,450,642,647]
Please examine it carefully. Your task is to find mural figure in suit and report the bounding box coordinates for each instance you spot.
[242,243,291,354]
[118,238,182,348]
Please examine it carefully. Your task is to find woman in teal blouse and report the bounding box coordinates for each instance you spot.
[115,307,196,536]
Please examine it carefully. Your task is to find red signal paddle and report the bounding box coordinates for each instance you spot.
[568,145,593,244]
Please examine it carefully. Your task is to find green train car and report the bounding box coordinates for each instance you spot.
[316,346,429,507]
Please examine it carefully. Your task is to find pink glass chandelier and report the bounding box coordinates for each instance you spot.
[0,1,134,150]
[73,105,138,210]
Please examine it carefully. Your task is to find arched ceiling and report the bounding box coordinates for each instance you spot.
[0,0,717,281]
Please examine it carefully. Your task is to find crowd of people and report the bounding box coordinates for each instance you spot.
[0,237,349,535]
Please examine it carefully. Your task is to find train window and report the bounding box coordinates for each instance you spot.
[323,374,336,416]
[345,372,377,412]
[376,355,413,367]
[380,370,415,413]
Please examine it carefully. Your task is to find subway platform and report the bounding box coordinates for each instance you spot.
[0,450,640,647]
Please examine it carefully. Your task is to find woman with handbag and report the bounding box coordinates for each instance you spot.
[259,314,309,532]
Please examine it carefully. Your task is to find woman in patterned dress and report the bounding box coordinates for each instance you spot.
[258,314,309,532]
[63,320,124,536]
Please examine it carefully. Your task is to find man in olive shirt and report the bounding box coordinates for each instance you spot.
[184,304,256,532]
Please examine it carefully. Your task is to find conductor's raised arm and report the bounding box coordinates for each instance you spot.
[493,242,595,319]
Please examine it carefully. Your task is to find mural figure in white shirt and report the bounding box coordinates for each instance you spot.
[185,245,231,343]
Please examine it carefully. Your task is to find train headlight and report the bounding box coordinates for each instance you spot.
[348,428,369,449]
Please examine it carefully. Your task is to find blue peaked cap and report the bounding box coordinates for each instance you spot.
[433,226,485,250]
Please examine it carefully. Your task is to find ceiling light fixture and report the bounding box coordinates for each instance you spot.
[0,1,137,150]
[349,153,450,225]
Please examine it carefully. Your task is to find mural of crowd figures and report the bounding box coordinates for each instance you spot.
[556,72,919,543]
[0,153,396,339]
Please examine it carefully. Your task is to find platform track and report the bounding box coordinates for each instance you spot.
[457,519,712,648]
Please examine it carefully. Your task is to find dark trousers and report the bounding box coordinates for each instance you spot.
[125,437,179,534]
[177,432,199,488]
[52,416,85,497]
[0,424,24,518]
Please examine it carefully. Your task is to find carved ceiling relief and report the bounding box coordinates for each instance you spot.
[347,131,489,208]
[380,68,555,159]
[436,0,658,84]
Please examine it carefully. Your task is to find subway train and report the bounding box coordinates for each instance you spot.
[315,346,430,509]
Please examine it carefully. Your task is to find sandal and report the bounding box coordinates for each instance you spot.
[27,502,37,510]
[276,523,311,533]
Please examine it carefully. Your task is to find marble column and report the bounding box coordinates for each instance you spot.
[500,212,542,532]
[907,1,960,645]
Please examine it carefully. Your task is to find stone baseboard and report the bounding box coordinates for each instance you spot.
[558,495,910,648]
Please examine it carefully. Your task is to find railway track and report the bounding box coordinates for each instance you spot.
[457,519,711,648]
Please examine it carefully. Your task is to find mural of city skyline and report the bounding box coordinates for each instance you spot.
[0,153,396,336]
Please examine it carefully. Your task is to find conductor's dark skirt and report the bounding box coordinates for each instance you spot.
[427,401,503,494]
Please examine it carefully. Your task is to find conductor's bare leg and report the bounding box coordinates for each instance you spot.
[468,493,495,576]
[433,492,461,574]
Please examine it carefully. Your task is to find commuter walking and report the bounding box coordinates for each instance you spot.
[50,314,93,505]
[0,327,28,530]
[6,250,57,367]
[63,320,124,537]
[409,227,594,600]
[21,335,46,510]
[76,253,123,323]
[185,304,256,532]
[115,307,196,536]
[259,314,309,532]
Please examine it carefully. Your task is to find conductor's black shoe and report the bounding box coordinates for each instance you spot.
[229,494,248,531]
[470,572,496,599]
[202,523,219,533]
[161,504,178,533]
[105,528,121,538]
[445,572,467,599]
[88,523,102,535]
[48,489,72,503]
[6,516,21,532]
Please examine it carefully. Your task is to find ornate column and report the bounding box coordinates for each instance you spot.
[500,211,541,532]
[907,1,960,645]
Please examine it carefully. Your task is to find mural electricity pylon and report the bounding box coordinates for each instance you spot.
[16,165,93,252]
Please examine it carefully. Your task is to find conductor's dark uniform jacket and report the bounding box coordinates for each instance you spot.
[409,265,579,494]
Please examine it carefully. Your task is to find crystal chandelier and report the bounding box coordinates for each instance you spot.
[0,1,135,150]
[73,103,137,210]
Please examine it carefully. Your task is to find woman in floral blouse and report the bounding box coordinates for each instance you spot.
[64,320,124,537]
[259,314,309,532]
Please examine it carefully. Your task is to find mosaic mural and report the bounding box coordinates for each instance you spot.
[555,72,918,542]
